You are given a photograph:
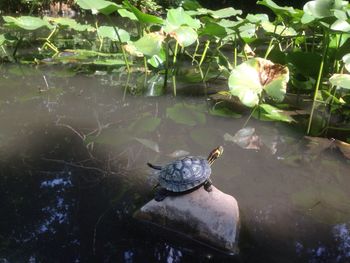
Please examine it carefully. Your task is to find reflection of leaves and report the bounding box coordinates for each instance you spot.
[166,103,206,126]
[134,137,159,152]
[128,115,161,134]
[209,104,241,118]
[291,186,350,224]
[190,128,218,148]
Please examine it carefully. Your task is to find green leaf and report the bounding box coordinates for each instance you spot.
[257,0,298,17]
[3,16,51,30]
[199,21,227,38]
[163,7,201,33]
[132,33,165,57]
[329,74,350,89]
[254,104,294,122]
[92,59,125,66]
[118,8,137,21]
[166,103,206,126]
[342,53,350,72]
[287,51,322,78]
[172,26,198,47]
[75,0,121,15]
[261,21,297,36]
[97,26,130,42]
[44,17,93,31]
[123,0,163,24]
[331,19,350,32]
[209,105,242,118]
[0,34,6,46]
[228,58,289,107]
[303,0,347,19]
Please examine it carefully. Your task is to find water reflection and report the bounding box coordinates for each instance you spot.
[0,65,349,262]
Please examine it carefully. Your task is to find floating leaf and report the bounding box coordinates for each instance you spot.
[3,16,51,30]
[134,137,160,152]
[129,115,161,134]
[209,105,241,118]
[75,0,121,15]
[97,26,130,42]
[166,103,206,126]
[254,104,294,122]
[330,74,350,89]
[44,17,93,31]
[228,58,289,107]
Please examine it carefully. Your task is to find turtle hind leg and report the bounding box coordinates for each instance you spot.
[204,179,213,192]
[154,188,169,202]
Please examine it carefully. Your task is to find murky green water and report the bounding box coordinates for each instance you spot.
[0,64,349,263]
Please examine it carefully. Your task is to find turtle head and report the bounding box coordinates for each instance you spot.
[207,146,224,165]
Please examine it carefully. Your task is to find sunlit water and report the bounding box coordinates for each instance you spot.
[0,65,349,263]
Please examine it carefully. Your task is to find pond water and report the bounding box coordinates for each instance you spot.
[0,64,349,263]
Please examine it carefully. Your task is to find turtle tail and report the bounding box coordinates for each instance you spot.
[147,162,162,170]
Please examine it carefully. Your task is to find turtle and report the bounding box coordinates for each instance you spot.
[147,146,224,201]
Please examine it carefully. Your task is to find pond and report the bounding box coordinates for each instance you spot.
[0,64,349,263]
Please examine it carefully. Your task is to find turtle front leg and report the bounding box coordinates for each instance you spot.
[204,179,213,192]
[154,188,169,202]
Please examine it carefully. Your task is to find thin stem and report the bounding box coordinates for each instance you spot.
[243,106,257,128]
[192,39,200,64]
[106,16,130,73]
[306,31,329,135]
[199,40,210,67]
[163,40,169,90]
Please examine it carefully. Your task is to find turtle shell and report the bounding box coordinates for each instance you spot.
[158,156,211,192]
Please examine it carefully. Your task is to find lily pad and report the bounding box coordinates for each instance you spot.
[123,0,163,24]
[3,16,51,30]
[131,33,165,57]
[253,104,294,122]
[166,103,206,126]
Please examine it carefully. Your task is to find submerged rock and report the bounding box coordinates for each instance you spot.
[133,186,239,253]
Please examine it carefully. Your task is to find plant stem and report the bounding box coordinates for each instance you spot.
[199,40,210,67]
[242,106,257,128]
[106,16,130,73]
[306,31,329,135]
[163,40,169,90]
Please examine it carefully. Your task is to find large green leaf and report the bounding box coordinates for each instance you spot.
[257,0,299,17]
[303,0,347,19]
[192,7,242,18]
[329,74,350,89]
[163,7,201,33]
[228,58,289,107]
[123,0,163,24]
[3,16,51,30]
[172,26,198,47]
[75,0,121,15]
[118,8,137,21]
[97,26,130,42]
[131,33,165,57]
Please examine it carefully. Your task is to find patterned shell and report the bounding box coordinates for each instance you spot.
[158,156,211,192]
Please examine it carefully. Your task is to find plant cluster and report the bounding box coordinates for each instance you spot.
[1,0,350,139]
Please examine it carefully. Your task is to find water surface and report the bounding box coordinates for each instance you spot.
[0,65,349,263]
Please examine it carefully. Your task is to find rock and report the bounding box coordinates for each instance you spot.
[133,186,239,253]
